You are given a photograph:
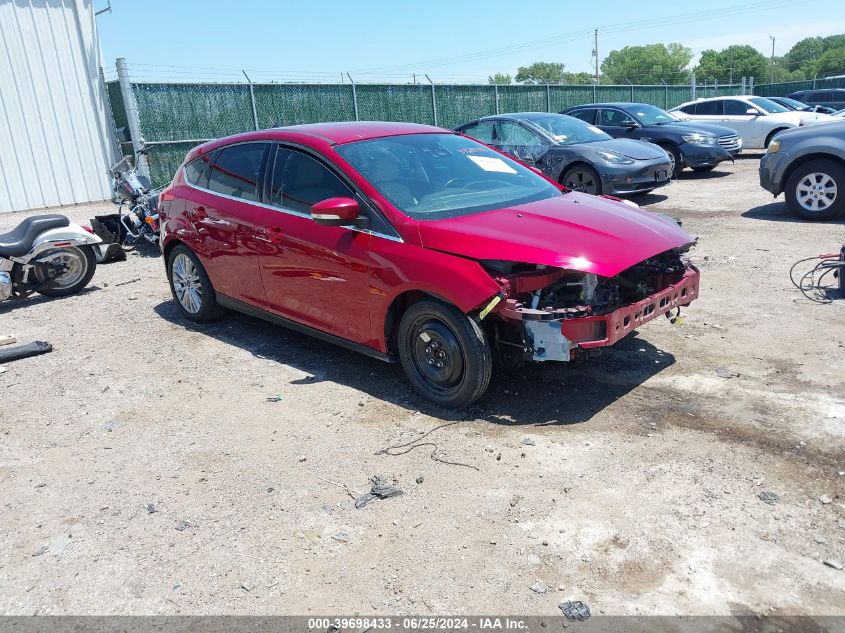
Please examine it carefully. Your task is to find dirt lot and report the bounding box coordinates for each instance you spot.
[1,155,843,616]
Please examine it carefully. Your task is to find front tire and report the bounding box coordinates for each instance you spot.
[785,159,845,221]
[35,245,96,297]
[167,245,224,321]
[692,165,716,173]
[561,165,602,195]
[659,144,683,178]
[397,299,492,408]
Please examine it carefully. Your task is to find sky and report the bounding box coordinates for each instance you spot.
[97,0,845,84]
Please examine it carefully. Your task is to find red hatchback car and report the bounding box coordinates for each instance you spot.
[159,122,699,407]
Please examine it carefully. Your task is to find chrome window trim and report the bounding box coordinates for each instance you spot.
[182,181,404,243]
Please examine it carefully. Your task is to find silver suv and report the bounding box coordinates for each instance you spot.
[759,120,845,221]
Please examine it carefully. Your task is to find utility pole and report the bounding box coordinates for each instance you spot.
[594,28,599,84]
[770,36,776,83]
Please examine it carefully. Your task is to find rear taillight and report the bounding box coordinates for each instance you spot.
[82,225,95,234]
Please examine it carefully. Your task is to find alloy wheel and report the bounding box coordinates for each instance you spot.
[171,253,203,314]
[564,169,598,195]
[796,172,837,212]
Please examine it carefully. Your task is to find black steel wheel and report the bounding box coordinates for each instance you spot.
[398,299,492,408]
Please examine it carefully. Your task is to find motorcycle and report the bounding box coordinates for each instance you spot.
[0,214,102,302]
[90,144,161,258]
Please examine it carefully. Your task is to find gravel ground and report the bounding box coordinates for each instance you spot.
[1,155,843,616]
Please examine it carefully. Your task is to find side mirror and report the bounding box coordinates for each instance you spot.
[310,197,359,226]
[621,119,639,128]
[746,108,761,116]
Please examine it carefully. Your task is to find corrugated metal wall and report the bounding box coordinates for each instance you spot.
[0,0,116,214]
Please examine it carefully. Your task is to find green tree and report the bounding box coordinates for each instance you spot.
[515,62,567,84]
[782,34,845,78]
[601,43,692,84]
[560,71,596,84]
[488,73,512,85]
[694,45,768,83]
[815,46,845,77]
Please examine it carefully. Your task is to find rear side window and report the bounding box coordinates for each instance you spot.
[695,101,723,115]
[183,151,216,189]
[568,109,595,124]
[815,91,833,101]
[459,121,495,143]
[269,147,353,213]
[598,109,629,125]
[207,143,266,202]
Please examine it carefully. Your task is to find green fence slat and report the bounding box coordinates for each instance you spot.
[434,85,496,129]
[254,83,355,127]
[356,84,434,124]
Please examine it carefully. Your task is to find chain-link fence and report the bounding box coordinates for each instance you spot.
[105,77,751,187]
[754,75,845,98]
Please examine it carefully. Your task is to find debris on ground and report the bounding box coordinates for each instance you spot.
[510,494,521,507]
[758,491,779,505]
[49,533,72,556]
[559,600,591,621]
[521,437,536,446]
[0,334,16,346]
[0,341,52,363]
[819,494,833,505]
[175,519,196,531]
[716,367,739,379]
[823,559,843,570]
[0,366,6,375]
[529,580,549,594]
[145,503,157,514]
[415,476,423,484]
[331,531,350,543]
[297,455,307,462]
[31,545,48,557]
[355,475,403,509]
[376,421,478,469]
[266,393,283,402]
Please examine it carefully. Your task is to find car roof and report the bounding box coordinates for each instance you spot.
[281,121,448,144]
[565,102,641,109]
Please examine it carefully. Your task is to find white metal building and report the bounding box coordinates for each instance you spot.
[0,0,116,214]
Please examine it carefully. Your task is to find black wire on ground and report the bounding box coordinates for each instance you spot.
[376,421,479,470]
[789,254,845,304]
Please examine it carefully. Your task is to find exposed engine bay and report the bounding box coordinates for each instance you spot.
[481,245,699,363]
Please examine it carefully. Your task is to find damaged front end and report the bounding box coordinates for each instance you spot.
[481,247,699,363]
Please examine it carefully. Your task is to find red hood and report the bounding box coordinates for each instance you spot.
[417,192,695,278]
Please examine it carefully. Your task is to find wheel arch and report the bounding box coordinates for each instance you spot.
[383,288,478,354]
[765,127,791,148]
[781,153,845,196]
[558,160,599,184]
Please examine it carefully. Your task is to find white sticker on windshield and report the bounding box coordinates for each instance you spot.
[587,125,603,133]
[467,155,518,173]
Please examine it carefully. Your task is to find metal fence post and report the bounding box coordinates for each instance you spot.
[741,76,746,94]
[749,76,754,94]
[714,78,718,97]
[242,70,259,130]
[691,72,696,100]
[546,84,551,112]
[115,57,149,178]
[426,75,437,126]
[661,79,668,109]
[494,84,499,114]
[813,74,817,90]
[593,83,597,103]
[347,73,359,121]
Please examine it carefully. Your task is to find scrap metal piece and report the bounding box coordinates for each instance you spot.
[559,600,591,621]
[355,475,403,509]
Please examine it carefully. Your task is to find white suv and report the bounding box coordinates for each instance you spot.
[670,96,832,150]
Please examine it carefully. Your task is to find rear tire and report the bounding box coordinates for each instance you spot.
[692,165,716,173]
[397,298,492,408]
[167,244,224,321]
[35,246,97,297]
[785,159,845,221]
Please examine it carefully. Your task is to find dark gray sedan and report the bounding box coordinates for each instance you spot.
[455,112,672,196]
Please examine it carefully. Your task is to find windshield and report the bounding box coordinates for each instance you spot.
[521,115,612,144]
[628,104,676,125]
[749,97,790,113]
[335,133,562,220]
[775,97,809,110]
